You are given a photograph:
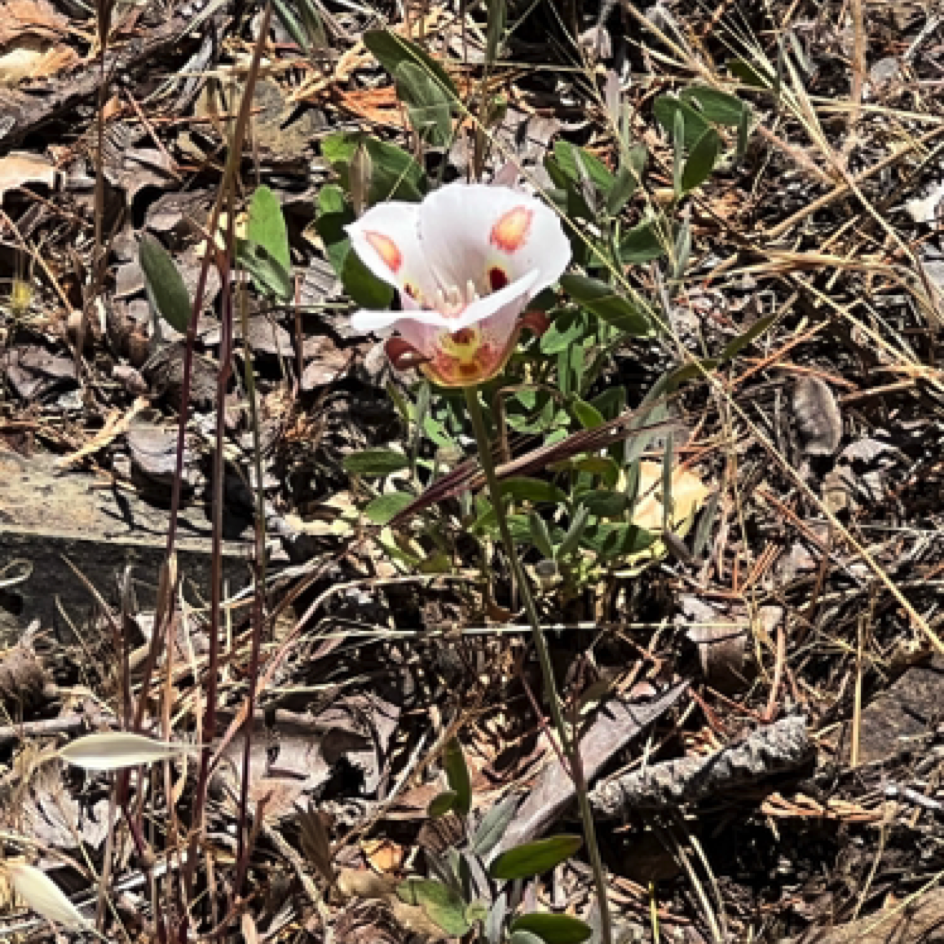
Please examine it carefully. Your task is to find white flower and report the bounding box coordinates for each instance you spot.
[346,182,571,387]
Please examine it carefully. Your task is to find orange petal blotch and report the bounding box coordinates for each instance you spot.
[365,231,403,273]
[490,206,533,253]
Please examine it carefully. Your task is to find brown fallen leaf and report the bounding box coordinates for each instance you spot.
[631,460,710,530]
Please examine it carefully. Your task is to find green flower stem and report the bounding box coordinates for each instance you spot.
[463,386,613,944]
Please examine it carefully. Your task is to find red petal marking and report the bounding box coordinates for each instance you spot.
[385,337,429,370]
[488,266,509,292]
[490,206,533,252]
[519,310,550,338]
[365,231,402,273]
[449,327,476,345]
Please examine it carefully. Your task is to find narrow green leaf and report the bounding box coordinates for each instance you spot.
[672,108,685,194]
[428,790,458,818]
[680,86,745,125]
[605,143,647,216]
[443,737,472,816]
[511,913,593,944]
[397,879,471,936]
[471,796,518,857]
[247,185,290,272]
[540,310,585,355]
[528,512,555,560]
[681,127,720,193]
[395,60,454,146]
[364,29,458,99]
[728,58,775,89]
[501,477,568,504]
[653,96,710,149]
[560,274,653,337]
[343,449,410,477]
[557,505,591,558]
[365,492,415,524]
[489,835,583,881]
[485,0,506,67]
[720,314,775,361]
[139,237,191,334]
[619,218,667,264]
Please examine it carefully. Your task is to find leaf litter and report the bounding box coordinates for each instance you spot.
[0,0,944,942]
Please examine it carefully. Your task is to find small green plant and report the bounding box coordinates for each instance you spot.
[397,736,592,943]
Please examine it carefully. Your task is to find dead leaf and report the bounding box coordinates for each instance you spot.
[631,460,710,530]
[363,838,404,874]
[793,376,842,456]
[0,152,57,197]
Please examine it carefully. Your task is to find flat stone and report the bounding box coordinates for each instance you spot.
[0,453,253,644]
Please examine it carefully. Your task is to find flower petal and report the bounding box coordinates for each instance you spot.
[345,202,440,305]
[422,286,535,387]
[417,183,570,300]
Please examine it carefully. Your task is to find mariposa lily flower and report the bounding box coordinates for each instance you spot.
[345,182,571,387]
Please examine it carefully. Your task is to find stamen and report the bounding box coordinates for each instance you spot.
[466,279,479,303]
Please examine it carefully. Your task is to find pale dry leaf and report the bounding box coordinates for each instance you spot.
[7,861,89,929]
[632,460,710,531]
[58,731,198,771]
[793,376,842,457]
[0,152,57,196]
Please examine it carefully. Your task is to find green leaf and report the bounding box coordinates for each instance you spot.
[605,143,647,216]
[485,0,506,67]
[247,185,291,273]
[501,477,567,504]
[720,314,775,361]
[139,237,191,334]
[653,96,710,149]
[619,218,667,264]
[395,61,454,146]
[509,933,546,944]
[560,274,653,337]
[443,737,472,817]
[540,310,586,355]
[427,790,458,818]
[583,522,656,560]
[364,492,415,524]
[680,86,745,125]
[728,58,774,89]
[236,239,293,302]
[557,505,590,559]
[511,914,593,944]
[471,796,518,857]
[681,127,720,193]
[364,29,459,100]
[552,141,614,193]
[528,512,555,560]
[466,899,489,925]
[315,184,394,309]
[573,456,620,489]
[577,490,628,518]
[489,835,583,881]
[343,449,410,477]
[322,132,425,204]
[571,397,604,429]
[397,879,471,936]
[737,103,752,158]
